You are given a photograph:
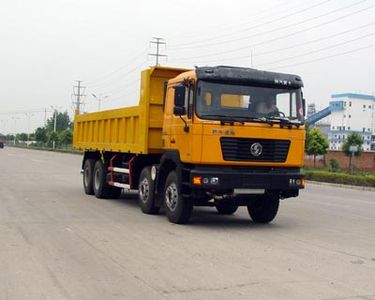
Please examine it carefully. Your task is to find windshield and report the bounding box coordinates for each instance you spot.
[196,81,304,123]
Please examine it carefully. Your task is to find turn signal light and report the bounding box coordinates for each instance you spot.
[193,176,202,185]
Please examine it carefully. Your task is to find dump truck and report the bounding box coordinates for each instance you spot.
[73,65,306,224]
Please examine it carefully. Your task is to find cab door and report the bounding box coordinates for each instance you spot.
[162,83,194,163]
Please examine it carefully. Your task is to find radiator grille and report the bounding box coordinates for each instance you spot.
[220,138,290,162]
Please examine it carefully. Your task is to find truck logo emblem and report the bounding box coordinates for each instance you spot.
[250,143,262,156]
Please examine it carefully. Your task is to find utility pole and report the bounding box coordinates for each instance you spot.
[92,93,108,111]
[148,37,167,66]
[25,112,34,147]
[11,116,19,145]
[44,108,47,126]
[72,80,85,114]
[250,49,254,68]
[50,106,62,150]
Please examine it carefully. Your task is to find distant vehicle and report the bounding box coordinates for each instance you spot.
[73,65,306,224]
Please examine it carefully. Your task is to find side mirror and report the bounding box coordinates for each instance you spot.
[173,84,186,107]
[302,98,306,116]
[173,106,186,116]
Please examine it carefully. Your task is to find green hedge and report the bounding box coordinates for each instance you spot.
[304,170,375,187]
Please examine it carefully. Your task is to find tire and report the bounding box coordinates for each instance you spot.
[138,166,159,214]
[215,201,238,215]
[93,160,111,199]
[83,159,95,195]
[163,171,193,224]
[247,194,280,223]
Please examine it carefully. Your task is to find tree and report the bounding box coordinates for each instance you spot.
[306,127,329,168]
[58,129,72,147]
[48,131,59,147]
[35,127,48,144]
[46,111,71,133]
[16,133,28,142]
[304,124,310,153]
[342,133,363,172]
[5,134,14,142]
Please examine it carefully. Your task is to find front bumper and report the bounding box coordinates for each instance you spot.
[189,166,304,191]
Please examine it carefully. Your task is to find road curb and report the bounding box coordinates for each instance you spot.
[307,180,375,192]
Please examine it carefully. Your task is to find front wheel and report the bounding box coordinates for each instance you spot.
[247,194,279,223]
[164,171,192,224]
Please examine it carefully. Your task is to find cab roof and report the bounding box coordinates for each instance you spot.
[196,66,303,88]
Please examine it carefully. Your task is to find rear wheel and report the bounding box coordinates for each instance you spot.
[247,194,279,223]
[215,201,238,215]
[164,171,192,224]
[93,160,111,198]
[138,166,159,214]
[83,159,95,195]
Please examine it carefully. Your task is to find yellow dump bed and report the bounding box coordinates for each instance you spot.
[73,66,190,154]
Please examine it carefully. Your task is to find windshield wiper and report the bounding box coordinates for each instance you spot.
[201,114,276,126]
[200,114,244,125]
[265,116,301,128]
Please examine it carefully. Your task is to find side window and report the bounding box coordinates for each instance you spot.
[187,86,194,119]
[165,87,175,116]
[291,92,297,118]
[182,84,194,118]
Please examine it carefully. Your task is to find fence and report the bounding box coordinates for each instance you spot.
[305,151,375,171]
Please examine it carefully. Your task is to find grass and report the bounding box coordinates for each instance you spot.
[303,169,375,188]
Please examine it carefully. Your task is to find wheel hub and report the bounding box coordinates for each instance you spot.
[139,178,150,203]
[94,168,100,191]
[165,183,178,212]
[84,167,90,186]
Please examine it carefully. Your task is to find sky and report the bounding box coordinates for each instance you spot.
[0,0,374,134]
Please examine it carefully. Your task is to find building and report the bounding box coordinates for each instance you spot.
[307,102,330,139]
[328,93,375,152]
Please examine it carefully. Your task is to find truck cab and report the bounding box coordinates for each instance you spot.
[157,66,305,222]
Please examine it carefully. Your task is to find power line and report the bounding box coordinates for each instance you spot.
[86,49,148,87]
[0,109,49,115]
[102,77,141,96]
[148,37,167,65]
[89,60,147,93]
[254,21,375,57]
[170,2,375,62]
[256,31,375,68]
[174,21,375,63]
[270,43,375,70]
[167,0,303,42]
[170,0,334,49]
[172,0,368,51]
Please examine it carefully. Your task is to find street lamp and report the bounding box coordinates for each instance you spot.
[25,113,34,147]
[50,106,62,149]
[92,93,108,111]
[11,116,20,145]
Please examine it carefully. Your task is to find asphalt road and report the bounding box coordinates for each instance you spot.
[1,147,374,300]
